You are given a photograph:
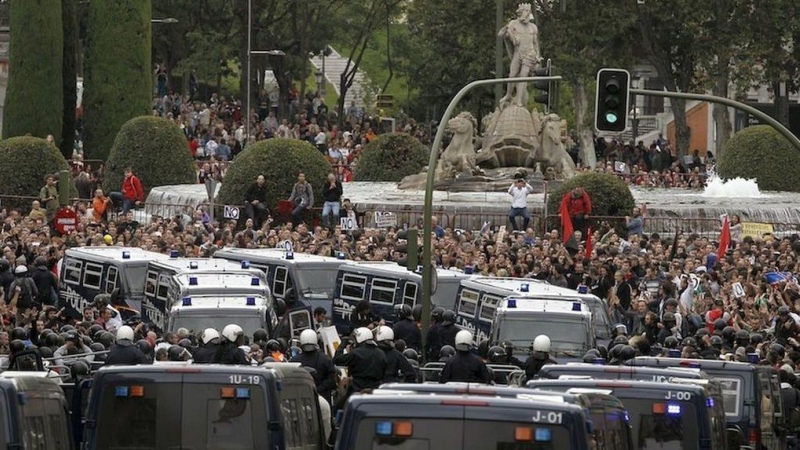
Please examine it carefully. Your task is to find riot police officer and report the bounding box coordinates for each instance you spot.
[105,326,150,366]
[425,307,445,361]
[392,304,421,351]
[439,330,490,384]
[438,310,460,348]
[333,327,387,393]
[375,326,417,383]
[291,329,336,402]
[523,335,557,381]
[193,328,221,363]
[218,324,249,365]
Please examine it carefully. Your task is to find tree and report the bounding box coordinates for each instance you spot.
[82,0,152,161]
[717,125,800,192]
[3,0,63,146]
[354,133,428,181]
[61,0,78,159]
[0,137,76,211]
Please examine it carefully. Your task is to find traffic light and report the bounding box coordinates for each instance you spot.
[376,94,394,109]
[396,228,418,270]
[595,68,630,132]
[532,58,557,113]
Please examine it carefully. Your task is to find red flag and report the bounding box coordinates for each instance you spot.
[559,200,573,243]
[584,227,593,259]
[717,215,731,257]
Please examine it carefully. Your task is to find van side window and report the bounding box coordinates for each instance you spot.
[274,266,288,297]
[156,274,170,300]
[281,383,322,450]
[340,274,367,301]
[145,271,158,296]
[402,283,418,307]
[281,396,302,449]
[106,266,119,294]
[369,279,397,305]
[457,289,479,318]
[64,259,82,285]
[479,294,501,322]
[300,396,321,449]
[44,399,71,450]
[290,310,312,337]
[83,263,103,290]
[22,398,46,450]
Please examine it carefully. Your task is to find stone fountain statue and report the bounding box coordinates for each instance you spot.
[398,2,576,192]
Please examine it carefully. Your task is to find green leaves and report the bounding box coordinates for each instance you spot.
[718,125,800,192]
[0,137,76,211]
[354,133,428,182]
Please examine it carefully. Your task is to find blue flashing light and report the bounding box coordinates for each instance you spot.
[182,297,192,306]
[747,353,759,364]
[520,283,530,292]
[246,297,256,306]
[668,349,681,358]
[666,403,682,416]
[464,266,474,275]
[577,284,588,294]
[189,277,198,286]
[507,299,517,308]
[375,421,393,436]
[337,252,346,260]
[572,302,581,311]
[285,251,294,260]
[534,428,552,442]
[706,398,714,408]
[241,260,251,269]
[235,388,250,399]
[170,250,179,258]
[189,261,199,269]
[122,251,130,259]
[115,386,129,397]
[592,358,606,365]
[251,277,260,286]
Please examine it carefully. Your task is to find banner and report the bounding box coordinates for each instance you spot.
[319,326,341,358]
[741,222,774,239]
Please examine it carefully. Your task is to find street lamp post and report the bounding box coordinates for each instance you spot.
[315,69,324,96]
[245,0,284,147]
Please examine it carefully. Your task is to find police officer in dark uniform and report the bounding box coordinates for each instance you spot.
[425,307,445,361]
[523,335,557,381]
[193,328,221,363]
[375,326,417,383]
[105,326,150,366]
[392,304,421,351]
[500,341,524,368]
[218,324,249,365]
[438,310,460,349]
[333,327,387,394]
[291,329,336,402]
[440,330,490,384]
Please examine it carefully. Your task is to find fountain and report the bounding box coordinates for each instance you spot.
[702,176,762,198]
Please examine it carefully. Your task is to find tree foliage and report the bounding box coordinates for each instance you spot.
[353,133,428,182]
[3,0,63,146]
[103,116,196,196]
[717,125,800,192]
[546,172,635,234]
[61,0,78,159]
[0,137,76,211]
[83,0,152,161]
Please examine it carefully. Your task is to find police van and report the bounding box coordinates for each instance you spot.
[331,262,470,334]
[165,272,296,339]
[214,248,351,325]
[528,378,729,450]
[537,363,708,383]
[376,383,634,450]
[336,392,594,450]
[143,255,265,330]
[627,356,784,450]
[80,363,327,450]
[59,246,169,319]
[0,372,74,449]
[454,277,613,347]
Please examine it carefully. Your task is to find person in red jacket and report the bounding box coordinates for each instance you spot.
[559,187,592,235]
[110,167,144,215]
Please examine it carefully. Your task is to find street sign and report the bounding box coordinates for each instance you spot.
[223,205,240,220]
[54,207,78,235]
[204,178,218,201]
[340,216,358,231]
[373,211,397,228]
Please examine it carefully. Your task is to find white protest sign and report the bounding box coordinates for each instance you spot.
[319,326,341,358]
[223,205,240,219]
[373,211,398,228]
[732,282,745,299]
[340,216,358,231]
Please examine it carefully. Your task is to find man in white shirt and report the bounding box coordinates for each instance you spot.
[507,177,534,231]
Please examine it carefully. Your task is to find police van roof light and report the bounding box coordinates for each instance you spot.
[507,299,517,308]
[394,421,413,437]
[668,349,681,358]
[706,398,714,408]
[235,388,250,399]
[464,266,474,274]
[747,353,759,364]
[577,284,588,294]
[520,283,529,292]
[122,251,130,259]
[572,302,581,311]
[115,386,129,397]
[337,252,346,260]
[246,297,256,306]
[375,422,393,436]
[667,403,681,415]
[182,297,192,306]
[534,428,552,442]
[241,260,251,269]
[251,277,260,286]
[189,261,199,269]
[130,386,145,397]
[592,358,606,365]
[220,387,235,399]
[285,251,294,260]
[189,277,198,286]
[515,427,533,442]
[170,250,179,258]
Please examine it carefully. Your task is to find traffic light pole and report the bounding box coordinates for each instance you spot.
[631,88,800,151]
[420,76,562,361]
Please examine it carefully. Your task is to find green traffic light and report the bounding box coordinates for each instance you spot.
[605,112,619,124]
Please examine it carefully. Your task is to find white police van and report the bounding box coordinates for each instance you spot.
[331,262,469,334]
[453,276,612,346]
[143,254,264,330]
[58,247,169,320]
[167,295,277,338]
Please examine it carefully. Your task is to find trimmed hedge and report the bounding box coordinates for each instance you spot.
[3,0,63,146]
[0,137,76,211]
[717,125,800,192]
[60,0,78,159]
[353,133,428,182]
[218,139,332,215]
[104,116,196,196]
[82,0,152,161]
[546,172,635,233]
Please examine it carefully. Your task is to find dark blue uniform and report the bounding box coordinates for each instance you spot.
[333,344,387,391]
[105,342,150,366]
[392,318,421,351]
[440,351,491,384]
[291,350,337,400]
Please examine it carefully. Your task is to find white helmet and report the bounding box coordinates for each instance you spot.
[300,329,318,351]
[116,325,134,342]
[375,326,394,343]
[354,327,375,345]
[455,330,473,351]
[14,265,27,275]
[532,335,551,353]
[201,328,220,345]
[222,324,244,343]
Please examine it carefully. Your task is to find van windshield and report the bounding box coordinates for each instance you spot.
[621,398,700,450]
[498,318,589,356]
[95,382,268,449]
[295,267,339,296]
[355,418,572,450]
[172,315,264,337]
[127,266,148,296]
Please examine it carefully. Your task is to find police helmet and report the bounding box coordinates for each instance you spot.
[488,345,506,364]
[713,318,727,331]
[9,340,25,354]
[613,335,629,346]
[750,333,764,345]
[614,324,628,336]
[397,304,412,320]
[583,352,598,363]
[299,329,318,351]
[663,336,680,349]
[681,337,698,349]
[60,324,75,333]
[596,345,609,360]
[38,347,54,359]
[353,327,375,345]
[722,326,736,342]
[98,332,115,349]
[178,338,193,349]
[90,343,107,361]
[375,326,394,343]
[431,307,445,323]
[266,340,282,352]
[694,328,710,339]
[70,360,90,380]
[116,326,135,342]
[619,345,636,362]
[89,324,103,336]
[222,324,244,343]
[11,327,27,341]
[402,348,419,362]
[771,343,786,359]
[412,304,423,322]
[735,329,749,345]
[455,330,473,352]
[477,340,490,359]
[439,345,456,359]
[45,333,61,348]
[500,341,514,357]
[201,328,221,345]
[532,335,551,353]
[136,339,153,355]
[442,310,457,325]
[168,345,191,361]
[710,335,723,349]
[252,328,267,343]
[662,312,676,326]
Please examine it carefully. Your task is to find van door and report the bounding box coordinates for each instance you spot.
[454,288,479,333]
[401,281,418,308]
[368,278,398,324]
[758,370,780,450]
[279,380,324,449]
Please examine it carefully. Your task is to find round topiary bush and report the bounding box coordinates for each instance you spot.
[0,137,76,211]
[717,125,800,192]
[546,172,635,233]
[103,116,196,196]
[353,133,428,182]
[218,139,332,215]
